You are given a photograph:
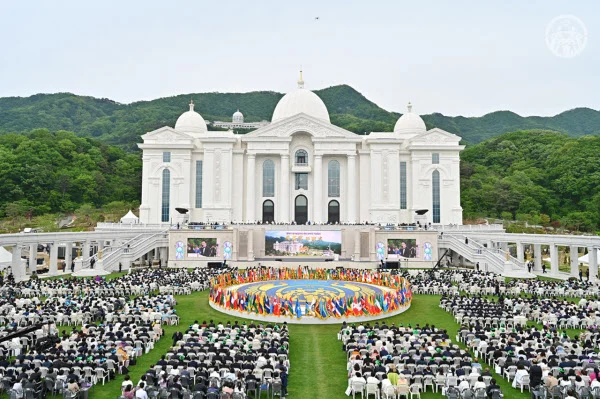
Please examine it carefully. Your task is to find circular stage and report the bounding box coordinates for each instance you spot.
[209,270,412,324]
[236,279,389,303]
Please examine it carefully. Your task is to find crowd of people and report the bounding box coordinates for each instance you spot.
[0,268,227,398]
[340,321,503,398]
[120,320,290,399]
[406,267,600,398]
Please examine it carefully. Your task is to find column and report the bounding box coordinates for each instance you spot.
[280,154,290,223]
[570,245,579,277]
[28,243,37,274]
[347,154,357,224]
[49,243,58,275]
[354,230,361,260]
[534,244,542,271]
[65,242,73,273]
[202,149,215,210]
[11,245,24,281]
[550,244,559,275]
[589,247,598,282]
[247,230,254,260]
[83,241,91,261]
[313,154,323,223]
[516,242,524,263]
[246,154,256,222]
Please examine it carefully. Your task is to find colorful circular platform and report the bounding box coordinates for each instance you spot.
[209,269,412,324]
[235,279,389,304]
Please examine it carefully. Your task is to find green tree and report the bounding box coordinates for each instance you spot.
[4,202,23,226]
[76,203,94,223]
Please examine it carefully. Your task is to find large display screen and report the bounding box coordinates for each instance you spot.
[265,231,342,257]
[187,238,220,258]
[387,239,419,258]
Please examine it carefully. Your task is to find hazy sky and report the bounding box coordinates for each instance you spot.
[0,0,598,116]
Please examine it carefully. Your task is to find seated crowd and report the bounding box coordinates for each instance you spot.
[120,320,290,398]
[339,321,503,398]
[0,268,224,398]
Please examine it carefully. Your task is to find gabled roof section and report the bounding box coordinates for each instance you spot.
[409,128,462,145]
[242,113,360,141]
[140,126,194,144]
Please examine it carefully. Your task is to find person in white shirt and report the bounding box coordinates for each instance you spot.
[512,365,529,389]
[351,372,366,383]
[12,380,24,399]
[346,372,367,396]
[366,375,380,386]
[473,376,487,391]
[458,379,470,393]
[135,382,149,399]
[591,378,600,389]
[122,375,134,389]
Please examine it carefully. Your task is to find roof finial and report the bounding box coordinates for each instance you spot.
[407,101,413,113]
[189,99,195,111]
[298,67,304,89]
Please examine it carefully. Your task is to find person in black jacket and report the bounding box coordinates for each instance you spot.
[529,359,543,392]
[486,378,501,398]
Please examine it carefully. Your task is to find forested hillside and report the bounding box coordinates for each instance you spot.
[0,86,598,148]
[1,85,599,231]
[461,130,600,231]
[0,129,141,218]
[0,127,598,232]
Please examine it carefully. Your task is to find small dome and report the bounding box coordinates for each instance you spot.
[394,102,426,133]
[272,72,330,123]
[232,110,244,123]
[175,101,208,134]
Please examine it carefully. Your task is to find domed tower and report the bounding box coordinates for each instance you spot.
[232,110,244,124]
[394,102,426,134]
[175,100,208,134]
[271,71,330,123]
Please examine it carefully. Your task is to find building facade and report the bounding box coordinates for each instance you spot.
[212,110,270,130]
[138,74,464,225]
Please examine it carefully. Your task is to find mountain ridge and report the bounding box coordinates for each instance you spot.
[0,85,598,148]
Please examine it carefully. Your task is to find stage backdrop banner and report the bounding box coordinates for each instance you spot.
[187,238,220,258]
[265,231,342,257]
[387,238,419,259]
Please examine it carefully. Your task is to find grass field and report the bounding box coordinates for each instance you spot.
[52,288,532,399]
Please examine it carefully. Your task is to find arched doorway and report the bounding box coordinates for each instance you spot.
[295,195,308,225]
[263,200,274,223]
[328,200,340,224]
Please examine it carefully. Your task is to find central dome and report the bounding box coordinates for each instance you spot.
[394,102,426,133]
[175,101,208,134]
[272,72,330,123]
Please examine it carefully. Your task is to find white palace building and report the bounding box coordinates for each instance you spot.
[138,73,464,226]
[2,74,600,280]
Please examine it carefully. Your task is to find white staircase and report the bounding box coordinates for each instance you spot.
[439,233,531,276]
[80,230,169,272]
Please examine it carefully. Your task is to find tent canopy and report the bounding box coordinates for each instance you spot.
[0,246,12,266]
[120,210,139,224]
[579,249,600,265]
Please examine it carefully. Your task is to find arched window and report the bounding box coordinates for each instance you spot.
[295,149,308,166]
[263,200,274,223]
[295,195,308,224]
[328,160,340,197]
[161,169,170,223]
[432,170,440,223]
[328,200,340,224]
[263,160,275,197]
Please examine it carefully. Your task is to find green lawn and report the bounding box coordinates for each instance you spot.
[64,291,531,399]
[4,273,541,399]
